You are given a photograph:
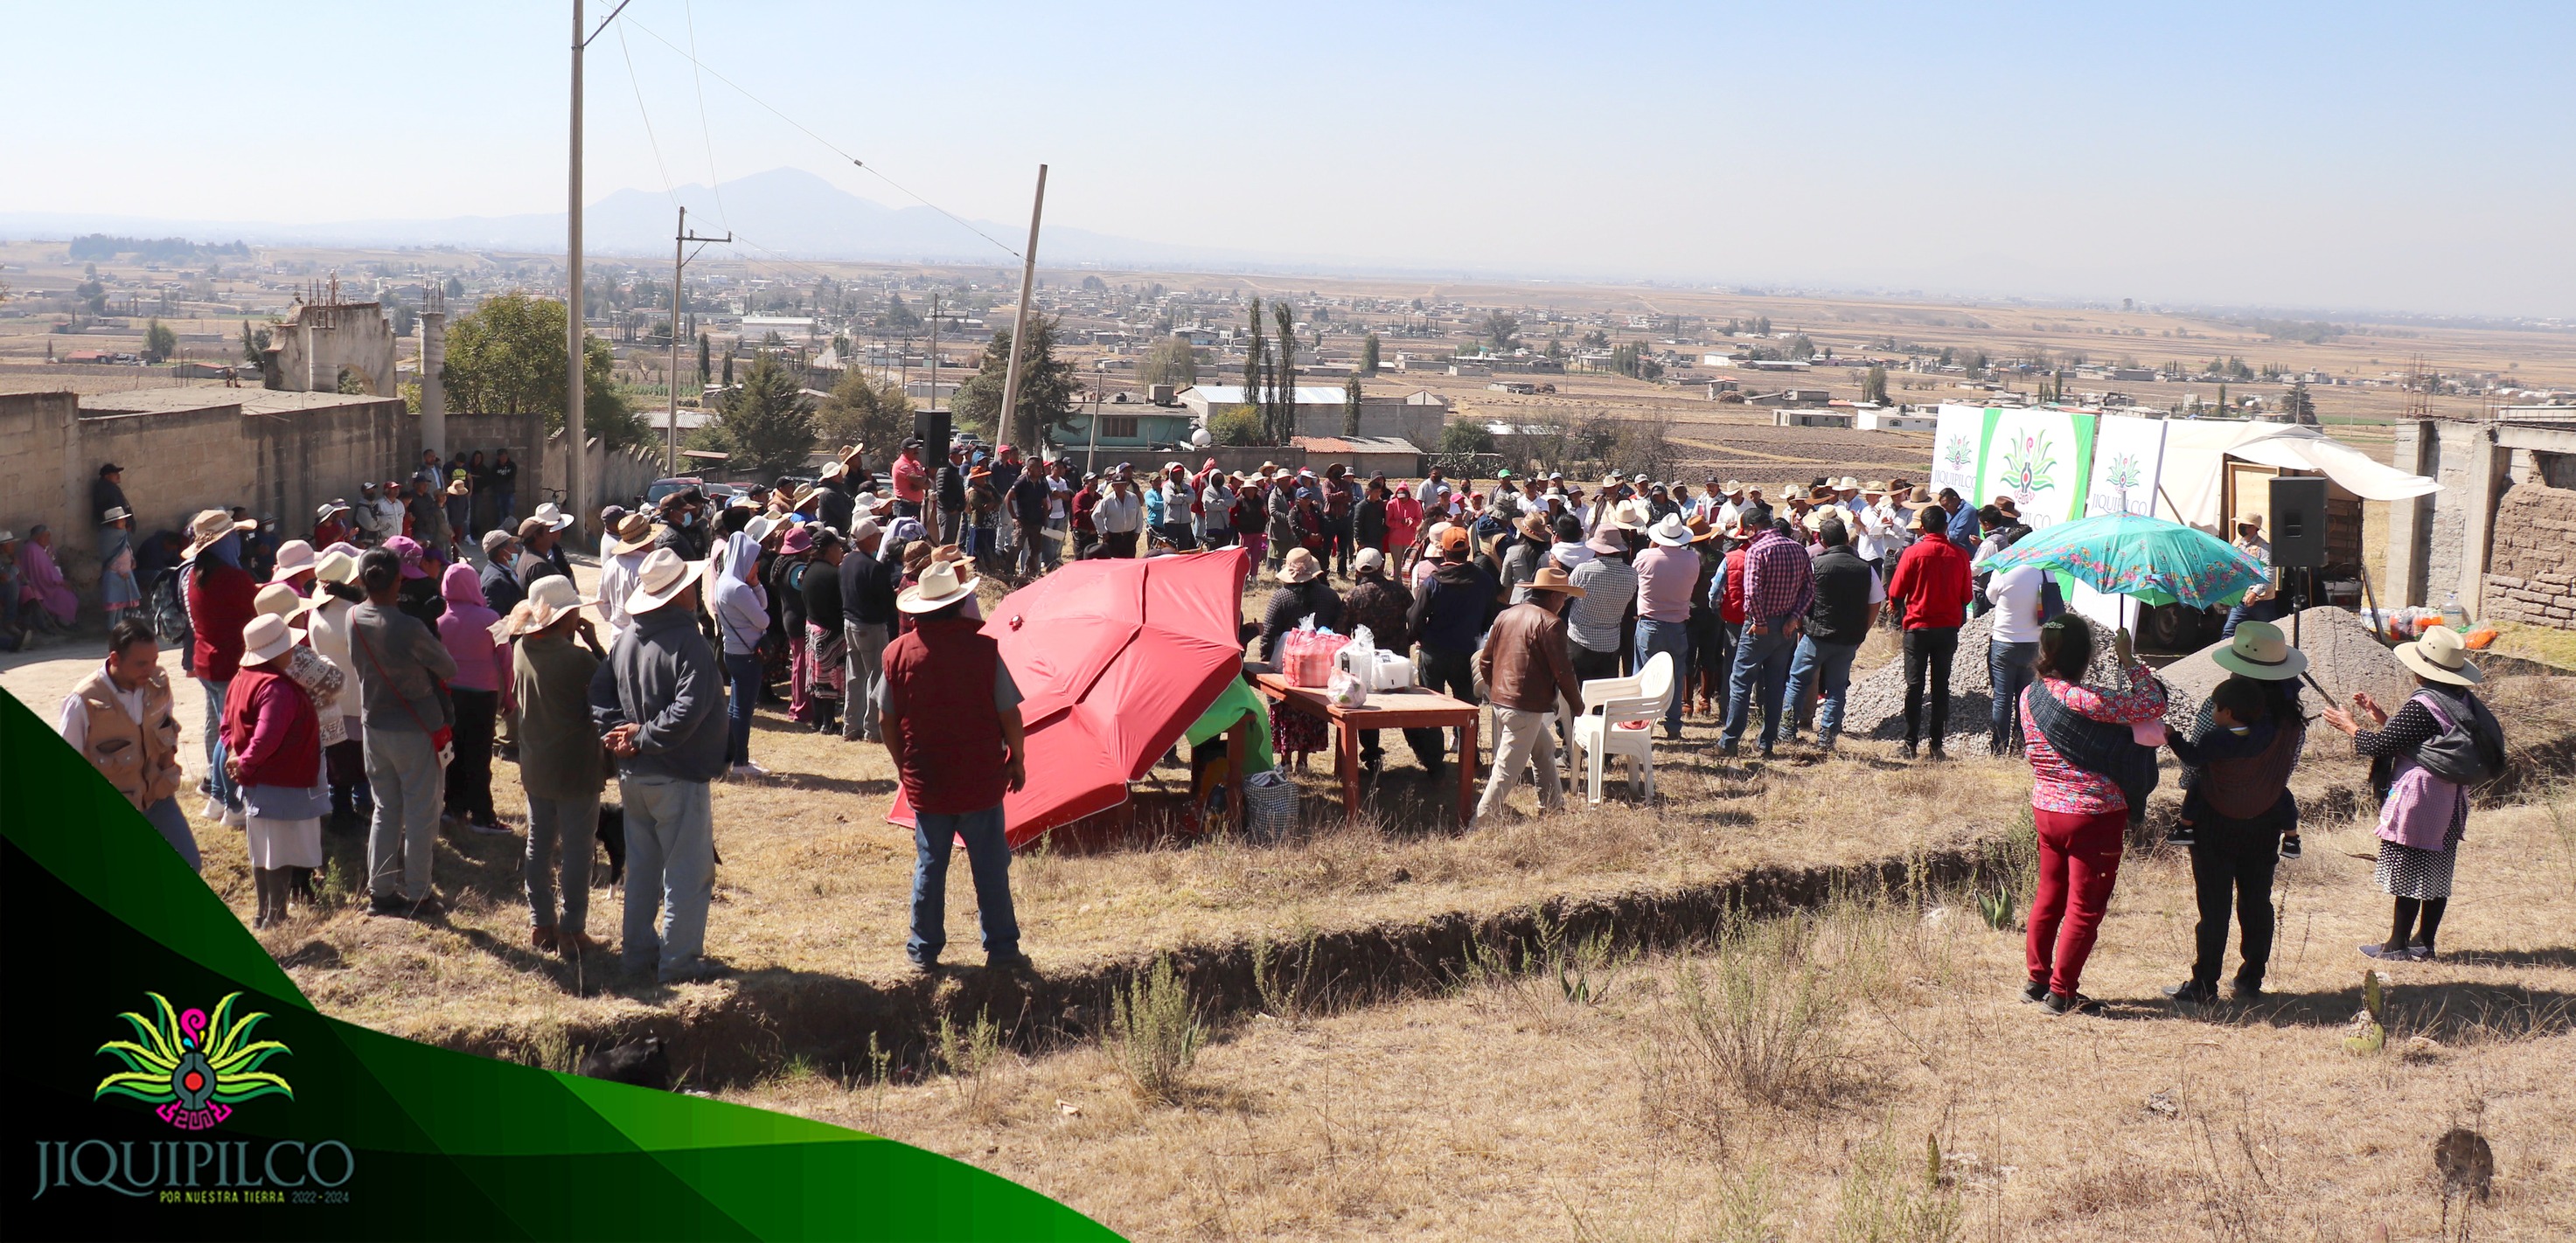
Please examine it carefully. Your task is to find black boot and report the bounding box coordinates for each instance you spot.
[251,869,281,929]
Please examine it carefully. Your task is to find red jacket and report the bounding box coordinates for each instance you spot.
[1886,535,1973,630]
[187,563,260,683]
[1719,547,1748,625]
[882,617,1009,815]
[224,668,321,790]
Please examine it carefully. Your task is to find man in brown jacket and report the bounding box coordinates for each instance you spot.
[1472,565,1585,823]
[57,617,198,871]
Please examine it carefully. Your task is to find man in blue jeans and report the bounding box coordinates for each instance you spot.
[1984,559,2047,754]
[590,546,728,983]
[880,557,1033,974]
[1784,516,1883,752]
[1722,518,1814,759]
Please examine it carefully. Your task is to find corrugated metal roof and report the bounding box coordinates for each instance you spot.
[1182,385,1350,405]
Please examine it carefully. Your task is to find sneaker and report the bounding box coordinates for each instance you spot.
[729,761,769,779]
[2020,978,2050,1003]
[2040,990,2101,1017]
[2407,941,2436,962]
[2278,834,2302,859]
[221,804,247,829]
[2162,979,2218,1004]
[2166,823,2198,848]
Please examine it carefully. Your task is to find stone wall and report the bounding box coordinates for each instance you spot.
[2482,481,2576,627]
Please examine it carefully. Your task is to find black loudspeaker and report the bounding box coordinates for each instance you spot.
[2270,476,2328,570]
[912,408,951,452]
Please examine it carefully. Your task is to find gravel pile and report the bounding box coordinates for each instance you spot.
[2156,605,2412,741]
[1842,611,2123,743]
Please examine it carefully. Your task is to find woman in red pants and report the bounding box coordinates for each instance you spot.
[2017,613,2166,1015]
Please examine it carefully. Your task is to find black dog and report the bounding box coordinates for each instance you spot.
[595,803,718,887]
[576,1037,670,1091]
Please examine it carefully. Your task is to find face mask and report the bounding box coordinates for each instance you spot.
[679,511,696,528]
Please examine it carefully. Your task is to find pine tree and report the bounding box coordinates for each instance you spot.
[699,352,816,476]
[1242,298,1269,438]
[698,333,711,385]
[950,316,1079,443]
[1271,302,1298,443]
[721,351,734,386]
[1361,331,1381,377]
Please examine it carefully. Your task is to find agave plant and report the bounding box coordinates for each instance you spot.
[95,992,292,1124]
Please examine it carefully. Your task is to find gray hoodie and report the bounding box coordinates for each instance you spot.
[588,595,728,782]
[347,600,458,733]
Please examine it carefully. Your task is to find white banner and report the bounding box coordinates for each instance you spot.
[1980,408,2089,532]
[2085,414,2168,518]
[1930,404,1991,500]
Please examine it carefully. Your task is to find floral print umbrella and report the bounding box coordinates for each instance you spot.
[1975,511,2267,608]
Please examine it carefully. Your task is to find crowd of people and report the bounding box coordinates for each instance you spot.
[36,438,2509,1007]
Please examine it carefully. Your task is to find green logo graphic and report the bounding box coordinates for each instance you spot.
[95,992,292,1130]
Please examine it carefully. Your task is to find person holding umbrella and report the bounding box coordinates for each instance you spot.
[2018,613,2166,1016]
[2322,626,2504,962]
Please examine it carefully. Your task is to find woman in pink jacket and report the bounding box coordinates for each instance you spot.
[435,562,512,835]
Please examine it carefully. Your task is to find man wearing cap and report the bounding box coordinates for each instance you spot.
[59,617,198,871]
[936,443,971,546]
[479,531,526,615]
[92,462,130,528]
[1633,512,1700,739]
[879,556,1031,973]
[507,576,609,955]
[988,446,1025,562]
[1403,524,1496,773]
[2222,513,2280,638]
[1722,518,1814,760]
[1783,516,1883,753]
[1095,471,1145,559]
[652,487,712,562]
[350,546,461,916]
[590,547,728,983]
[1006,458,1055,576]
[1474,564,1584,822]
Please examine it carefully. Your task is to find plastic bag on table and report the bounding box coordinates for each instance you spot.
[1281,625,1350,688]
[1335,624,1378,685]
[1325,669,1370,709]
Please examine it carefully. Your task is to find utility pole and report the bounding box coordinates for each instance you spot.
[666,205,730,475]
[922,293,965,540]
[997,163,1049,454]
[567,0,632,535]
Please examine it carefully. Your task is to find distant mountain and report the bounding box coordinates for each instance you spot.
[0,168,1267,268]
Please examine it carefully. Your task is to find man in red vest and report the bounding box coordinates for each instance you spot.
[878,555,1031,973]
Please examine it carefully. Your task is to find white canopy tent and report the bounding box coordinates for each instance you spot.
[2154,422,2438,533]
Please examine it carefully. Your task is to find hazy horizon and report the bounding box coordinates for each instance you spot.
[8,2,2571,319]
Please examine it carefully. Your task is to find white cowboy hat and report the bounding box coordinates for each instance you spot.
[183,508,257,557]
[316,499,350,520]
[1836,476,1862,491]
[896,558,980,615]
[2209,620,2308,682]
[253,581,307,619]
[1278,548,1323,584]
[496,573,595,641]
[818,461,846,482]
[2395,625,2482,686]
[623,547,705,615]
[530,502,575,532]
[744,515,780,545]
[240,614,297,665]
[1647,512,1693,546]
[101,505,134,524]
[266,539,319,583]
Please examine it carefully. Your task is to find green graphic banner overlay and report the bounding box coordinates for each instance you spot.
[1,691,1116,1240]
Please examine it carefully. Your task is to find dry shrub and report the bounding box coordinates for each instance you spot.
[1107,955,1206,1103]
[934,1005,1005,1121]
[2043,1149,2183,1222]
[1835,1124,1963,1243]
[1640,913,1848,1143]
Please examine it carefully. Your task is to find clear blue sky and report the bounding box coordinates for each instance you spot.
[10,2,2571,316]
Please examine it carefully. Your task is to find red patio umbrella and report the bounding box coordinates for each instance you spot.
[888,548,1251,848]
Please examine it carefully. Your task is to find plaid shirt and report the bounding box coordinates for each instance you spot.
[1739,529,1814,623]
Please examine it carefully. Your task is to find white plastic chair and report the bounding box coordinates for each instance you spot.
[1569,651,1675,804]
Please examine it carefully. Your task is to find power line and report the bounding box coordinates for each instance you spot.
[623,16,1022,261]
[613,22,680,212]
[680,0,730,233]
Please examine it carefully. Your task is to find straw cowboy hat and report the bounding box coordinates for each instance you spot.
[1685,515,1719,544]
[2235,512,2264,532]
[101,505,133,524]
[445,476,472,497]
[2210,620,2309,682]
[897,557,980,615]
[495,574,595,641]
[183,508,257,557]
[254,581,307,619]
[1524,564,1586,597]
[623,547,706,615]
[264,539,318,583]
[1861,480,1890,497]
[603,511,656,556]
[1647,512,1693,546]
[529,502,575,531]
[1517,511,1556,543]
[1278,547,1324,583]
[2397,624,2482,686]
[1837,476,1862,491]
[240,614,297,666]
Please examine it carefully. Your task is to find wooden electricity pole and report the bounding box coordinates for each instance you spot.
[997,164,1048,451]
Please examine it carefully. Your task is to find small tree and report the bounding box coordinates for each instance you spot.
[721,351,734,386]
[143,318,177,362]
[1862,364,1890,406]
[1360,330,1381,377]
[1139,336,1198,388]
[814,369,915,456]
[1342,376,1363,438]
[1208,404,1264,447]
[440,290,647,449]
[696,351,816,477]
[1479,310,1521,355]
[1241,297,1269,419]
[239,319,271,365]
[950,316,1079,445]
[1440,420,1496,455]
[696,332,711,385]
[1271,302,1298,443]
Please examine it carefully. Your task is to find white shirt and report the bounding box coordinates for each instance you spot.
[1988,566,2045,642]
[1715,500,1742,533]
[1046,476,1070,521]
[303,594,364,719]
[595,547,651,647]
[1414,476,1445,504]
[1855,502,1911,562]
[58,664,146,754]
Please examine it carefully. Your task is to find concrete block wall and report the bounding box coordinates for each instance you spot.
[2481,482,2576,627]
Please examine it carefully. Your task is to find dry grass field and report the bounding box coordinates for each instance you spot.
[729,798,2576,1242]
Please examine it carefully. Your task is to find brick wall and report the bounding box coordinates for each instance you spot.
[2482,481,2576,628]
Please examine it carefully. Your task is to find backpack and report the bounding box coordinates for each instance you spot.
[2412,691,2507,786]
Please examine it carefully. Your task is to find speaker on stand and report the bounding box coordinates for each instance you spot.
[2270,476,2328,649]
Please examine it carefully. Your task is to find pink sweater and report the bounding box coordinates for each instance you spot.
[435,563,511,697]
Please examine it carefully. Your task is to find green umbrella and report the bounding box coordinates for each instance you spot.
[1974,511,2266,608]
